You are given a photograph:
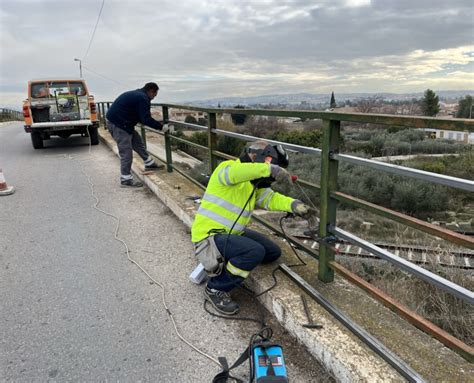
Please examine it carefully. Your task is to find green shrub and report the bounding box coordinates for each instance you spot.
[268,129,322,148]
[216,135,246,156]
[343,128,469,157]
[184,115,197,124]
[391,181,448,215]
[387,126,409,134]
[418,161,446,174]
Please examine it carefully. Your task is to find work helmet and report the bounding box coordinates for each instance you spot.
[243,141,289,188]
[245,141,289,168]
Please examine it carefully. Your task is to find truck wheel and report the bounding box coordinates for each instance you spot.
[89,127,99,145]
[31,132,43,149]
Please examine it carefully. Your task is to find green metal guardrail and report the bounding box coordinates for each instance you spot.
[0,108,23,121]
[97,102,474,360]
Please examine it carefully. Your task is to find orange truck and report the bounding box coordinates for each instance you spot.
[23,79,99,149]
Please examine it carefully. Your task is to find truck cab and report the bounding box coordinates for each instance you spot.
[23,79,99,149]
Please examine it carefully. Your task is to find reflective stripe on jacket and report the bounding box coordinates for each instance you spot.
[191,159,295,243]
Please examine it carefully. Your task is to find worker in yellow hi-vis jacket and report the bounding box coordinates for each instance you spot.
[191,140,311,315]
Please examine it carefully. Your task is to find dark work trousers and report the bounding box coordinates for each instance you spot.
[207,229,281,292]
[107,120,148,179]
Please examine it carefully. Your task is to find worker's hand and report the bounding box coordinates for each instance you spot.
[291,201,312,218]
[270,164,292,185]
[162,123,175,134]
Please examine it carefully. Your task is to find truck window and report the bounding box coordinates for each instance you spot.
[48,82,69,97]
[31,83,49,98]
[30,81,87,99]
[69,82,87,96]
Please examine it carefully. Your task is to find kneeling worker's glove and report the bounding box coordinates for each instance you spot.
[270,164,292,185]
[291,200,312,218]
[162,123,175,134]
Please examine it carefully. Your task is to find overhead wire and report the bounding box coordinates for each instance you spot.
[82,64,131,88]
[83,0,106,59]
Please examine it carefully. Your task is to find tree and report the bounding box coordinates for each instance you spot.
[230,105,247,125]
[330,92,336,109]
[456,95,473,118]
[355,97,379,113]
[184,115,197,124]
[197,117,208,126]
[420,89,440,117]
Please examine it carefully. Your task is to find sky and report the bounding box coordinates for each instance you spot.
[0,0,473,108]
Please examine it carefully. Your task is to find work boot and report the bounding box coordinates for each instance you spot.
[144,161,165,170]
[120,179,143,188]
[204,287,240,315]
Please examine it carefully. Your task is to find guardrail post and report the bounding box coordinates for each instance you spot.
[162,106,173,172]
[208,112,218,172]
[97,103,102,127]
[99,103,105,128]
[318,119,341,283]
[105,103,111,130]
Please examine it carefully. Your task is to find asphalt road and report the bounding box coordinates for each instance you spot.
[0,122,328,382]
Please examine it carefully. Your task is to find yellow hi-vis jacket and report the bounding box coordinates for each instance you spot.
[191,158,296,243]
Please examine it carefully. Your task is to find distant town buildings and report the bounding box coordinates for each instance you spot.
[422,128,473,144]
[150,108,205,121]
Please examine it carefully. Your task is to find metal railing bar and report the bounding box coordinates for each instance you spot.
[157,103,473,132]
[212,150,236,160]
[169,135,209,151]
[144,145,206,189]
[214,128,322,155]
[297,179,321,191]
[145,148,166,165]
[332,191,474,249]
[329,261,474,362]
[252,215,320,260]
[331,227,474,304]
[142,123,207,152]
[279,264,426,383]
[143,126,164,135]
[170,164,207,190]
[168,119,208,131]
[334,153,474,193]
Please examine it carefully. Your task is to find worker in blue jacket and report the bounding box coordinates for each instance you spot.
[106,82,171,187]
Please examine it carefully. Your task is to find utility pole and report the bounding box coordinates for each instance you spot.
[74,58,83,78]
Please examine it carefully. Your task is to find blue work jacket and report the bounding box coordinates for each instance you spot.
[106,89,162,134]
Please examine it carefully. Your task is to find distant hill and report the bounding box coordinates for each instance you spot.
[188,90,474,108]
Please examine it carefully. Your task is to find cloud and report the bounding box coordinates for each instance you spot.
[0,0,472,107]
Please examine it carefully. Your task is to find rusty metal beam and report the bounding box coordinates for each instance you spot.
[332,191,474,250]
[329,261,474,362]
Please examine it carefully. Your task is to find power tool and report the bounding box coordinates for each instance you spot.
[212,327,289,383]
[251,339,288,382]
